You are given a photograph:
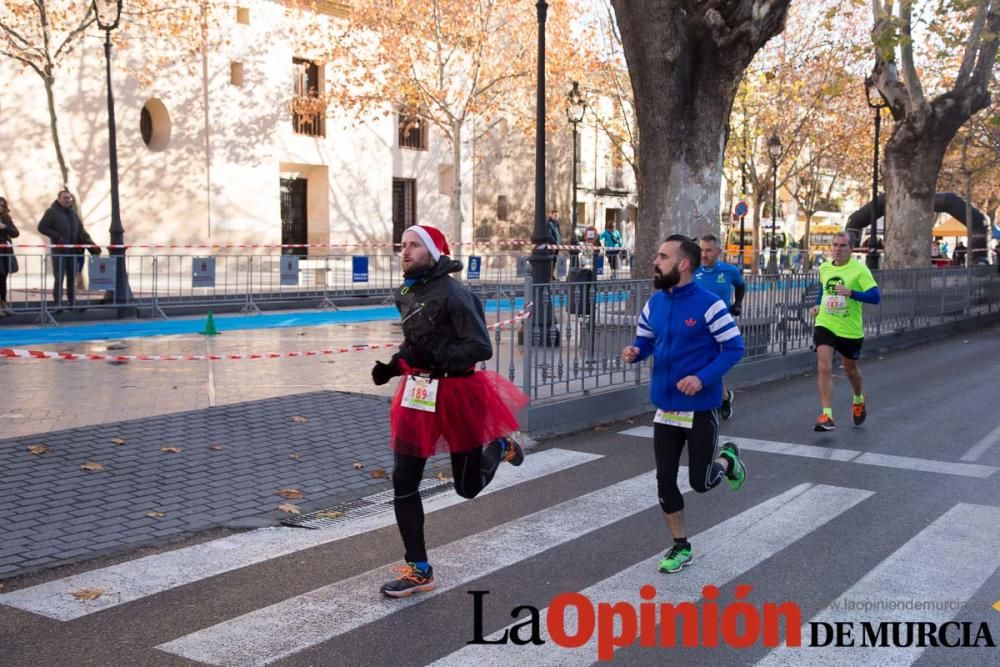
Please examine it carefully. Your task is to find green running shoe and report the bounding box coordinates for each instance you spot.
[720,442,747,490]
[658,545,693,573]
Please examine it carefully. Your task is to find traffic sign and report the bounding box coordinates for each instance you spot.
[735,201,749,217]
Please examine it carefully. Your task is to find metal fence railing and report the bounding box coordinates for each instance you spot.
[0,248,631,323]
[516,266,1000,403]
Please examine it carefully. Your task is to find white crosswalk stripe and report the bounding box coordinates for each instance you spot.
[6,439,999,667]
[0,448,602,621]
[155,468,692,666]
[430,483,874,666]
[757,502,1000,666]
[619,428,998,478]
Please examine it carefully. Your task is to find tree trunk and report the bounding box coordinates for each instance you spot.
[43,70,70,188]
[802,211,813,268]
[750,192,767,275]
[882,104,976,269]
[449,121,464,246]
[611,0,791,270]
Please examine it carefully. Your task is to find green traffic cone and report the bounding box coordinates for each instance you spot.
[200,311,219,336]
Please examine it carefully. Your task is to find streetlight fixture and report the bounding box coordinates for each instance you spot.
[767,134,782,274]
[527,0,558,345]
[94,0,129,311]
[566,80,586,270]
[864,75,889,270]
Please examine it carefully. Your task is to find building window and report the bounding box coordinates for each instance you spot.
[236,6,250,24]
[398,112,427,150]
[438,164,454,195]
[609,144,625,189]
[140,99,171,151]
[230,61,244,86]
[291,58,325,137]
[392,178,417,247]
[497,196,509,221]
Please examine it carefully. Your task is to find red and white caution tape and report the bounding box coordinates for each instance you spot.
[16,240,538,250]
[0,305,533,362]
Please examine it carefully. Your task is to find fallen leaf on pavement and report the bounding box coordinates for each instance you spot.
[315,510,344,519]
[435,472,451,482]
[28,445,49,455]
[0,582,4,592]
[160,447,183,454]
[277,488,304,499]
[80,462,104,472]
[71,588,106,601]
[146,511,166,519]
[370,469,387,479]
[277,503,301,514]
[208,444,224,451]
[289,453,300,460]
[111,438,126,446]
[352,462,365,470]
[290,415,308,423]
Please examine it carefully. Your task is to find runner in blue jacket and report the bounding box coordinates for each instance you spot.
[622,235,748,574]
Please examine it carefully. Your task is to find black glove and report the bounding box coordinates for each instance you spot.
[730,304,742,317]
[371,354,402,386]
[89,246,101,256]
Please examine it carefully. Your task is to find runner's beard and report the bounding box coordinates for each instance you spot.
[653,266,680,290]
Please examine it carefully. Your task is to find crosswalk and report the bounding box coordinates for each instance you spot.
[2,439,998,667]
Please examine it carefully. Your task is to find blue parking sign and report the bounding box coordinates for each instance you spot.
[352,256,369,282]
[467,256,481,280]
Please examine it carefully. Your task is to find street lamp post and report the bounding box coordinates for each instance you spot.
[767,134,781,275]
[864,75,889,270]
[94,0,129,311]
[566,81,585,263]
[527,0,558,345]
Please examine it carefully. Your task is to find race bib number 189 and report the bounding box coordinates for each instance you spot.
[401,376,439,412]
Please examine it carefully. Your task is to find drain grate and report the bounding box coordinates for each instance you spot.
[281,477,455,529]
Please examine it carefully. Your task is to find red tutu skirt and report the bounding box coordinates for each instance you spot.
[390,361,529,458]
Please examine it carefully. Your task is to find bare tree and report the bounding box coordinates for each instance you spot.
[871,0,1000,268]
[609,0,792,267]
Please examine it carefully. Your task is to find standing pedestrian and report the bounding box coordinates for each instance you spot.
[621,234,747,574]
[600,220,624,272]
[372,224,528,598]
[810,232,880,431]
[545,208,561,280]
[37,190,100,311]
[0,197,20,315]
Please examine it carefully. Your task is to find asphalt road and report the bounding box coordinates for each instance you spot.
[1,325,999,667]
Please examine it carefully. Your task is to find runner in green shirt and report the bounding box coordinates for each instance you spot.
[809,232,880,431]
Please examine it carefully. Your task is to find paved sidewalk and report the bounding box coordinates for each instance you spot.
[0,390,398,577]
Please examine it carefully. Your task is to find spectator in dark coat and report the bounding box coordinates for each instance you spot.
[37,190,100,309]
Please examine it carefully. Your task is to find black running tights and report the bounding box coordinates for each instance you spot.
[654,410,726,514]
[392,442,503,563]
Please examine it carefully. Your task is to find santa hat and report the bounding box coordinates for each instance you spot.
[404,225,451,261]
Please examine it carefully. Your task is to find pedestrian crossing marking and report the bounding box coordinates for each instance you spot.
[430,482,873,666]
[156,469,691,666]
[757,503,1000,666]
[0,448,602,621]
[619,427,998,478]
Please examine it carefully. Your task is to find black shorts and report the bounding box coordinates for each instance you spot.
[813,326,863,360]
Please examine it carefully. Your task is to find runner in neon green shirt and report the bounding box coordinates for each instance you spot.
[809,232,880,431]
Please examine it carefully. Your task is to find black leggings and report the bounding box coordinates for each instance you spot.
[392,442,504,563]
[654,410,726,514]
[0,272,6,301]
